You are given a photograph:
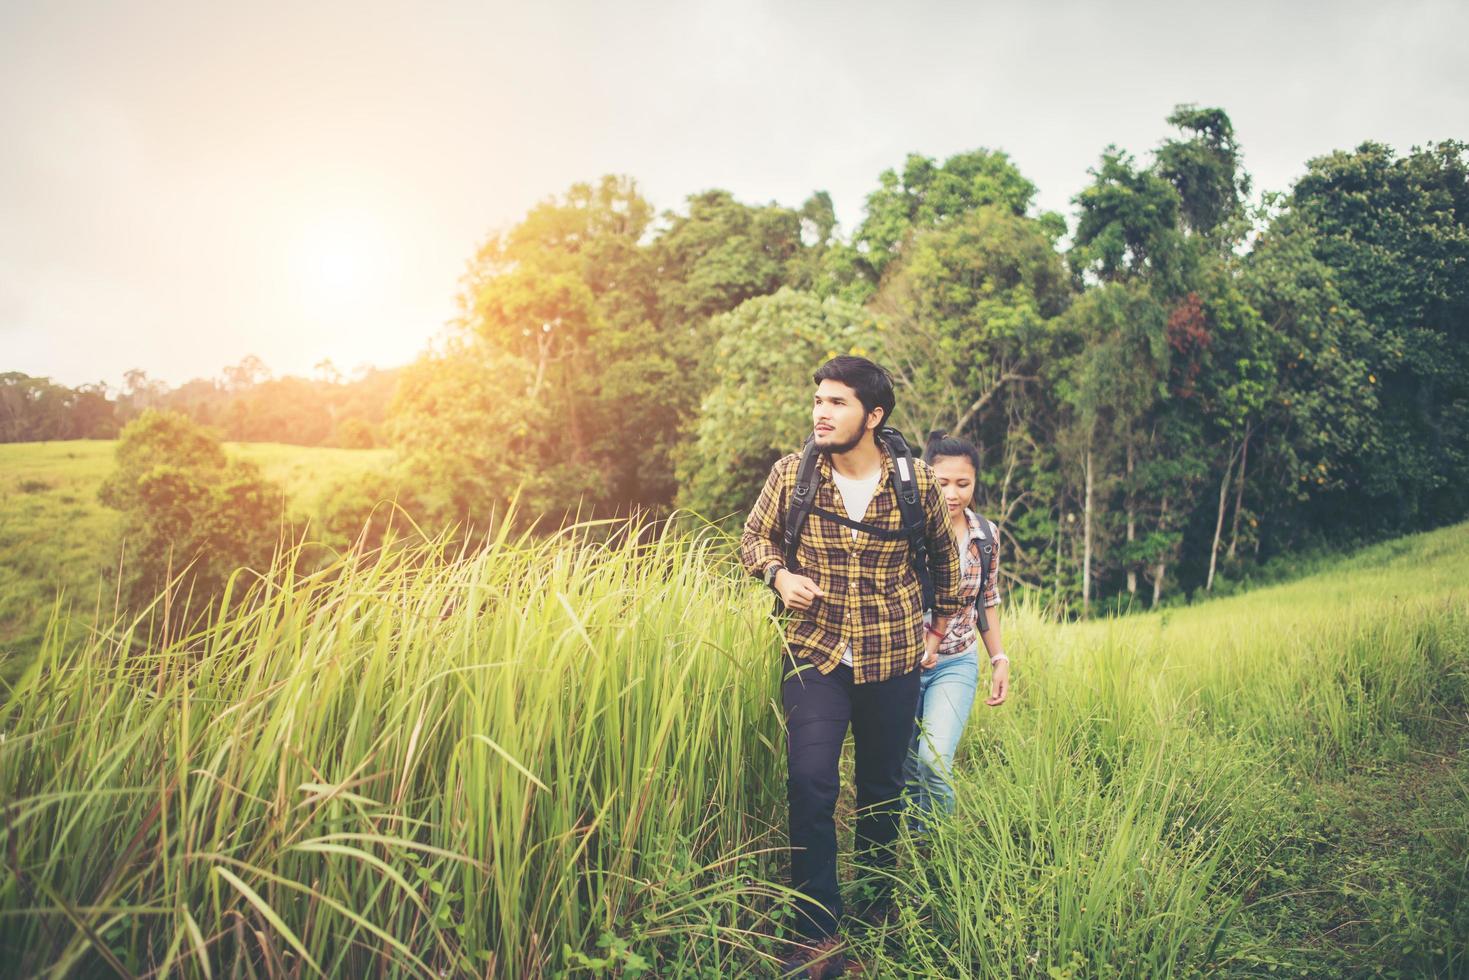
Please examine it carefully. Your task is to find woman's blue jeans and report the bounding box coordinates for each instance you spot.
[904,645,980,833]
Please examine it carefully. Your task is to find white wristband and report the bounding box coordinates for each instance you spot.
[989,653,1009,667]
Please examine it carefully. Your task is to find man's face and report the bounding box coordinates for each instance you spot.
[812,379,878,453]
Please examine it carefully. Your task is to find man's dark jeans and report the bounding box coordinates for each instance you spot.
[782,656,921,938]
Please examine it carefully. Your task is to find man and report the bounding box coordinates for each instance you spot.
[740,356,963,977]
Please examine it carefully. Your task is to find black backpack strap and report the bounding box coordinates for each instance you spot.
[778,427,945,622]
[971,513,995,633]
[806,506,911,539]
[877,427,935,618]
[782,437,821,572]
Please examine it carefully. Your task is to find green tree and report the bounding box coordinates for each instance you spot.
[333,417,377,449]
[676,289,880,518]
[1066,115,1272,601]
[860,151,1039,269]
[1071,149,1189,291]
[866,204,1073,595]
[820,149,1062,304]
[226,376,335,445]
[389,340,554,531]
[872,206,1071,438]
[654,189,807,330]
[1241,207,1382,552]
[644,187,835,503]
[98,410,283,613]
[1154,105,1251,243]
[0,373,79,441]
[456,175,698,512]
[318,470,414,552]
[1056,281,1171,611]
[1284,140,1469,527]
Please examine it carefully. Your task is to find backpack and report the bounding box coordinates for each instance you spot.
[779,426,995,632]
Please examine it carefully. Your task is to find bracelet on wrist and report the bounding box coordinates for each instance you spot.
[925,626,946,640]
[989,653,1009,667]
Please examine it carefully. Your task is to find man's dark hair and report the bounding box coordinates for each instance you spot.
[924,430,981,477]
[812,355,896,428]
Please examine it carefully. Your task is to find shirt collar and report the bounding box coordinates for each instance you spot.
[816,443,895,488]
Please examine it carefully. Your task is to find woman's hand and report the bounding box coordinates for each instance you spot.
[920,633,940,669]
[985,659,1009,706]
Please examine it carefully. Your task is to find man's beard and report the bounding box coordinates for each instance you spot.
[815,425,865,455]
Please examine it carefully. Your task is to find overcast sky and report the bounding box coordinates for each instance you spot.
[3,0,1465,390]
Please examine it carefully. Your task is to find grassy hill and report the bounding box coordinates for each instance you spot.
[0,439,390,679]
[1,507,1465,976]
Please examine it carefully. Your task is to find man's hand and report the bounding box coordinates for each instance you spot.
[774,569,824,611]
[985,659,1010,706]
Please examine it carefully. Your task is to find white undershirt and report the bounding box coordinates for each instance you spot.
[831,467,882,668]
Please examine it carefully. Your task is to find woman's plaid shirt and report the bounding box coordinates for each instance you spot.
[938,510,1002,658]
[740,448,963,684]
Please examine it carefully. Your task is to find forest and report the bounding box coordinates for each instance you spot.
[9,106,1467,614]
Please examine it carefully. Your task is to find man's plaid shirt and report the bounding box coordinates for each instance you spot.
[740,447,963,684]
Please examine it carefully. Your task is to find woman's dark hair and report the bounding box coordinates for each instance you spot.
[813,355,896,427]
[924,430,980,476]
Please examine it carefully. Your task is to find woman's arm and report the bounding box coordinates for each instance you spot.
[978,523,1009,706]
[980,603,1009,706]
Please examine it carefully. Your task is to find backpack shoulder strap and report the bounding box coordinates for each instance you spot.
[782,437,821,572]
[879,427,921,510]
[877,427,936,617]
[971,513,995,633]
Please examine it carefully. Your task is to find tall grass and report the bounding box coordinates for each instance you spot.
[873,531,1469,976]
[2,519,1466,977]
[2,521,793,977]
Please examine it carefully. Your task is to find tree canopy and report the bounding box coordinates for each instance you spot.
[65,109,1469,615]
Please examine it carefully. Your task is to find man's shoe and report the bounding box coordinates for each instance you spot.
[849,898,898,930]
[777,934,848,978]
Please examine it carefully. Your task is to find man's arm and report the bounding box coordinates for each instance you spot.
[739,459,788,580]
[740,458,826,611]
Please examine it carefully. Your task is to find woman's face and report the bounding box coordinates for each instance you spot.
[932,454,977,518]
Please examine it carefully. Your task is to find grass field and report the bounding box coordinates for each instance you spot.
[1,503,1465,977]
[0,440,390,681]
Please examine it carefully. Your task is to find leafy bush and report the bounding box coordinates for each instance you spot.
[333,416,377,449]
[97,410,285,613]
[318,469,417,552]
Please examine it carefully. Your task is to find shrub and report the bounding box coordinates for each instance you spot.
[98,410,285,614]
[318,470,417,552]
[333,416,377,449]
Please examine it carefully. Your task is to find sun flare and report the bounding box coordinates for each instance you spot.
[287,211,392,312]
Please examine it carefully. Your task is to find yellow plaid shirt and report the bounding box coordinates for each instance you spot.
[740,447,963,684]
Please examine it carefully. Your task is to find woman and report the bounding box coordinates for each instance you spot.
[904,431,1009,833]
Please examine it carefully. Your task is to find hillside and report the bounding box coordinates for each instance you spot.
[0,439,391,678]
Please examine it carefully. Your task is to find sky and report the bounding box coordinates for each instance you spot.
[2,0,1466,391]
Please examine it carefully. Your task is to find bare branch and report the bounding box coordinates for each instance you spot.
[952,373,1040,435]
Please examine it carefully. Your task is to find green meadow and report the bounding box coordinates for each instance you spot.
[0,440,390,681]
[1,491,1465,976]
